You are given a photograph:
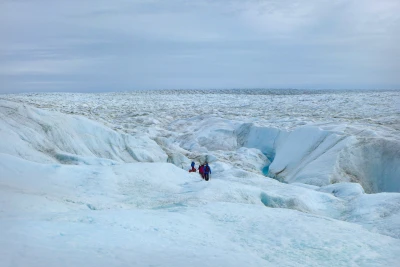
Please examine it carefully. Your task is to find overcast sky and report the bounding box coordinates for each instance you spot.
[1,0,399,93]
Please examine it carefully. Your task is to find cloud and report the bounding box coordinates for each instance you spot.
[0,0,399,93]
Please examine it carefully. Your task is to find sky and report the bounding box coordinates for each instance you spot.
[0,0,399,93]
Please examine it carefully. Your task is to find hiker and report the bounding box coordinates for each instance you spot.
[204,162,211,181]
[198,163,205,179]
[189,161,196,173]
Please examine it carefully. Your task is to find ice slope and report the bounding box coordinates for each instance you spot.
[1,153,400,267]
[0,100,167,164]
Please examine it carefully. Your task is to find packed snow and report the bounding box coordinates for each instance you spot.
[1,90,399,267]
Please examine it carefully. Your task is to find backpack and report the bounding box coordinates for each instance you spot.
[199,165,204,173]
[205,165,210,173]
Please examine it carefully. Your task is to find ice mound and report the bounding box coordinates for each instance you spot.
[0,100,167,164]
[0,153,192,213]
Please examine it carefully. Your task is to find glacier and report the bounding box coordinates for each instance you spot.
[0,90,399,267]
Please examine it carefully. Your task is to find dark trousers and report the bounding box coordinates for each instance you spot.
[204,173,209,181]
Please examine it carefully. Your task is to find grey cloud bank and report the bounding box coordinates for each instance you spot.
[1,0,399,93]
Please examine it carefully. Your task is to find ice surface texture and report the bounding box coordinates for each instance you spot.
[0,90,399,267]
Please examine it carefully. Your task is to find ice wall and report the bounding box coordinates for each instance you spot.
[238,123,400,193]
[336,138,400,193]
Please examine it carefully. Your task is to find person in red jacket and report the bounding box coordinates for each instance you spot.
[198,164,205,179]
[189,161,196,173]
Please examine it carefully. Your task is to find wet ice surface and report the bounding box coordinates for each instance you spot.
[1,89,400,267]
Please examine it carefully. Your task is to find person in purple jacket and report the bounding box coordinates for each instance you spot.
[204,162,211,181]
